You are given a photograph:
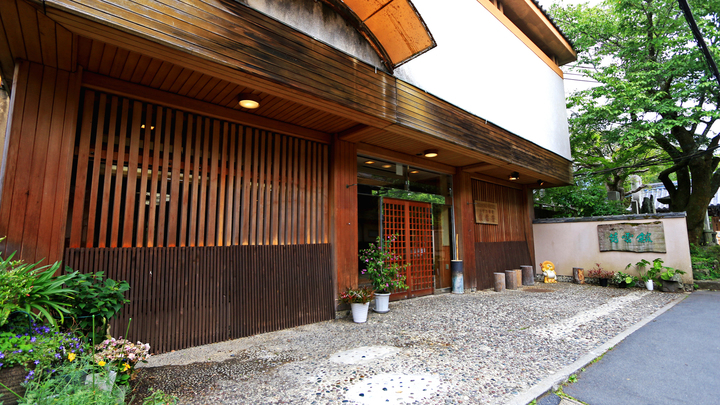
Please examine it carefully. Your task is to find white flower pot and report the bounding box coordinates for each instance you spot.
[645,280,654,291]
[374,293,391,313]
[350,302,370,323]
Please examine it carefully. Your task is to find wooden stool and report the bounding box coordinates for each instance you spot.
[494,272,506,292]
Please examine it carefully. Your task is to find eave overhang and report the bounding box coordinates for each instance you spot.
[320,0,436,71]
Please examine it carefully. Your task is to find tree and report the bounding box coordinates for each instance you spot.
[535,177,627,218]
[551,0,720,243]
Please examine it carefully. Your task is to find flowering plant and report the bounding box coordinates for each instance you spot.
[93,337,151,385]
[338,287,375,304]
[587,263,614,279]
[0,320,86,383]
[359,234,409,294]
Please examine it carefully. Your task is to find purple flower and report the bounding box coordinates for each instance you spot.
[30,337,36,343]
[0,352,4,359]
[34,360,40,365]
[25,370,34,381]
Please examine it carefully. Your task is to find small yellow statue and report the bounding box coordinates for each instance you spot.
[541,261,557,283]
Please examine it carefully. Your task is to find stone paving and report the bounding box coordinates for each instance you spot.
[133,283,683,404]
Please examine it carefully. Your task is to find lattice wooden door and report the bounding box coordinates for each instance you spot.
[383,198,434,299]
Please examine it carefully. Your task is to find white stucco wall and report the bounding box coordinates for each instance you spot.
[533,215,693,284]
[242,0,571,159]
[395,0,570,159]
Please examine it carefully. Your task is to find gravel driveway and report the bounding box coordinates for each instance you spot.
[131,283,683,404]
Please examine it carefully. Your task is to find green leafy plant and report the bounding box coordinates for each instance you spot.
[0,254,77,327]
[62,270,130,344]
[20,352,125,405]
[142,388,179,405]
[612,271,638,287]
[338,287,375,304]
[359,234,410,294]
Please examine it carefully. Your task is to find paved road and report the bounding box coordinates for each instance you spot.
[547,291,720,405]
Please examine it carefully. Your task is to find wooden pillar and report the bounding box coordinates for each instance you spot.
[330,137,358,296]
[453,168,476,290]
[0,61,82,264]
[505,269,518,290]
[521,265,535,285]
[522,186,536,269]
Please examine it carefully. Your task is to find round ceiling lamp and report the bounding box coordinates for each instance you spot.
[423,149,439,158]
[238,93,261,109]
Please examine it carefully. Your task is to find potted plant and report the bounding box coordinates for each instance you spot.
[359,234,409,313]
[612,271,638,288]
[587,264,614,287]
[626,259,659,291]
[339,287,375,323]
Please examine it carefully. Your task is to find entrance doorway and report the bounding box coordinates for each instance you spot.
[356,156,454,297]
[383,198,434,298]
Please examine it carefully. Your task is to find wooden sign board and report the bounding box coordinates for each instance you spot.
[597,222,666,253]
[474,201,498,225]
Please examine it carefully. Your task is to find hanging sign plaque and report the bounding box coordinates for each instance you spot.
[597,222,666,253]
[474,201,498,225]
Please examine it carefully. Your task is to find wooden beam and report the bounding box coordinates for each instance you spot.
[338,124,380,142]
[82,72,331,144]
[357,142,455,174]
[462,162,494,172]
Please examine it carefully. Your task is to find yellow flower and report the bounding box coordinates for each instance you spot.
[122,363,130,372]
[98,360,106,367]
[68,353,76,362]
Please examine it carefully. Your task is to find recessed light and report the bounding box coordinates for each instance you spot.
[509,171,520,181]
[423,149,438,158]
[410,170,419,174]
[364,160,375,165]
[382,164,392,168]
[238,93,261,109]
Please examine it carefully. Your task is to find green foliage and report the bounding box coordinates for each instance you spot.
[568,374,578,383]
[19,353,125,405]
[0,321,86,374]
[359,234,410,294]
[142,388,179,405]
[549,0,720,243]
[690,244,720,279]
[0,254,77,327]
[62,270,130,344]
[534,178,627,218]
[612,271,639,287]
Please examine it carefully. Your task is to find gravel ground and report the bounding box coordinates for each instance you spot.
[129,283,683,404]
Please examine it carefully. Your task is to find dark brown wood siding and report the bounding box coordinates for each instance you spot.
[64,244,334,353]
[331,139,358,294]
[67,89,329,249]
[0,61,81,264]
[471,179,533,289]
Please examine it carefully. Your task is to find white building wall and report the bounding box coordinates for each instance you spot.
[243,0,571,160]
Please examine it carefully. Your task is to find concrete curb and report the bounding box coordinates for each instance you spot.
[507,293,688,405]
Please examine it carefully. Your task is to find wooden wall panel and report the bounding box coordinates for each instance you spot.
[453,168,476,290]
[64,244,334,353]
[67,88,329,249]
[331,138,358,294]
[0,61,81,264]
[474,241,532,290]
[471,179,529,242]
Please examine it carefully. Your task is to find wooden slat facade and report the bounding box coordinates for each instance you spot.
[67,89,329,249]
[0,61,81,263]
[64,244,334,353]
[471,179,534,290]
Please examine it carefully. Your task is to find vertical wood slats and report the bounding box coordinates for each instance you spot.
[64,244,334,353]
[68,89,329,248]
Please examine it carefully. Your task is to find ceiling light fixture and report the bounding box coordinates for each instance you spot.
[382,164,392,168]
[364,160,375,165]
[423,149,439,158]
[509,171,520,181]
[238,93,261,109]
[410,170,419,174]
[537,179,545,186]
